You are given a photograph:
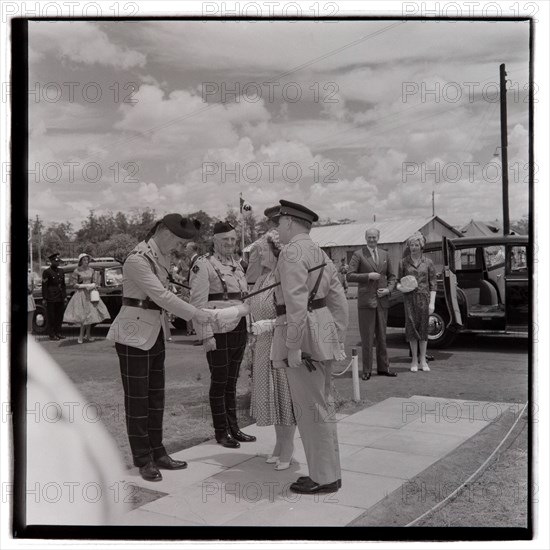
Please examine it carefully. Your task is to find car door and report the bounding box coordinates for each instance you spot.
[505,244,529,331]
[442,236,463,329]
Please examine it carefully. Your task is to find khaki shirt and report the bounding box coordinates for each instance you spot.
[107,239,197,350]
[189,252,247,339]
[272,233,349,362]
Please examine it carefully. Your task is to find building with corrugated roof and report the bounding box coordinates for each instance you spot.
[309,215,463,270]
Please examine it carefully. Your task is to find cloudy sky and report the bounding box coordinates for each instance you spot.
[28,19,530,230]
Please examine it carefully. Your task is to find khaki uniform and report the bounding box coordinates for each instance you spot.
[272,233,349,485]
[189,252,249,438]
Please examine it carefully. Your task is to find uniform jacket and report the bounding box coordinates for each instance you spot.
[107,239,198,350]
[347,247,396,309]
[42,266,67,302]
[189,252,248,339]
[271,234,349,362]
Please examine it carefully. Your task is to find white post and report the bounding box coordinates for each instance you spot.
[351,347,360,402]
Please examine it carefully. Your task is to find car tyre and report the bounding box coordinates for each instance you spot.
[427,309,456,348]
[32,305,49,335]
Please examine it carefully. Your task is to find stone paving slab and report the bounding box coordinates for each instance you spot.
[117,396,512,526]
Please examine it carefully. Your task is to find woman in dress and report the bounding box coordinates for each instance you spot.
[247,232,296,470]
[397,232,437,372]
[63,253,110,344]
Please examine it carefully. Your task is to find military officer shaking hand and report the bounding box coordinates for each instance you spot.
[107,214,213,482]
[190,221,256,449]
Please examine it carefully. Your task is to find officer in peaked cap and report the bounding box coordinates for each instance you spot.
[271,199,349,495]
[189,220,256,449]
[107,213,214,482]
[42,252,67,341]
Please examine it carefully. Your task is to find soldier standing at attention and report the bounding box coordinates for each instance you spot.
[271,200,349,495]
[42,252,67,341]
[107,214,213,482]
[190,221,256,449]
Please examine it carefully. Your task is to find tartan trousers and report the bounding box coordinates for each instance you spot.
[206,318,248,437]
[116,330,168,467]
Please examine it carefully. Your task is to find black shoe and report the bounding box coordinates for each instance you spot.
[230,430,256,443]
[139,462,162,482]
[290,478,340,494]
[216,433,240,448]
[426,354,434,361]
[361,373,371,381]
[49,335,60,341]
[56,334,66,340]
[377,371,397,377]
[296,476,342,489]
[155,455,188,470]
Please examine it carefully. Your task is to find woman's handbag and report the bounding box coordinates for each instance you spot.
[90,289,100,303]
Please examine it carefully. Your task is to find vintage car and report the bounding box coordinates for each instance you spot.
[33,259,189,334]
[32,260,124,335]
[386,235,529,347]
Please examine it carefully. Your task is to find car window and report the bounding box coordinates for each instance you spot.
[64,272,73,287]
[105,267,123,286]
[457,248,479,270]
[509,246,527,273]
[484,245,505,269]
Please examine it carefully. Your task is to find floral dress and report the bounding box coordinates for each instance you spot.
[249,271,296,426]
[398,255,437,342]
[63,268,110,325]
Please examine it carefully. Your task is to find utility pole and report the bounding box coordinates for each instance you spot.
[432,190,435,216]
[499,63,510,236]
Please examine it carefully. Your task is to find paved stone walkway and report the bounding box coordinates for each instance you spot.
[117,396,515,526]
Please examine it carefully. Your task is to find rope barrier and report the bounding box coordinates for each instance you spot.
[406,401,529,527]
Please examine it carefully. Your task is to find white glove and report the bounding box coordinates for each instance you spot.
[287,348,302,369]
[251,319,276,336]
[203,337,217,352]
[335,342,346,361]
[429,303,435,315]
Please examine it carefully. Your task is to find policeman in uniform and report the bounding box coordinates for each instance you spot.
[271,200,349,494]
[42,252,67,341]
[189,221,256,449]
[107,214,213,482]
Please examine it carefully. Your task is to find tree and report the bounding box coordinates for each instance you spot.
[511,215,528,235]
[96,234,138,262]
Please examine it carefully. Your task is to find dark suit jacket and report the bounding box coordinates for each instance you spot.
[347,247,396,309]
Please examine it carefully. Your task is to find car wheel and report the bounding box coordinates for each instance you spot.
[32,305,48,335]
[427,309,456,348]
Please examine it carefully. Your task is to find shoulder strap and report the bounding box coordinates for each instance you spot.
[209,256,229,299]
[308,265,325,311]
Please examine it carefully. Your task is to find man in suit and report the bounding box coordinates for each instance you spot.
[42,252,67,341]
[347,227,397,380]
[107,214,213,482]
[189,221,256,449]
[271,200,349,495]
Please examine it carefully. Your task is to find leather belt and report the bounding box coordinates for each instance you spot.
[276,298,326,317]
[122,297,162,311]
[208,292,243,301]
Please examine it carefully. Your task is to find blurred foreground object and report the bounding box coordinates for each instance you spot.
[25,340,129,525]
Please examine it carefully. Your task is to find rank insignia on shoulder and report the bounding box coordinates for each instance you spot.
[192,264,200,274]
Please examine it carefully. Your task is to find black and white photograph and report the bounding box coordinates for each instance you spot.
[2,0,548,546]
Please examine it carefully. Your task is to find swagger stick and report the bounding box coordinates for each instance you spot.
[242,262,327,301]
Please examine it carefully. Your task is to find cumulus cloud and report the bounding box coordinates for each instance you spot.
[29,22,146,69]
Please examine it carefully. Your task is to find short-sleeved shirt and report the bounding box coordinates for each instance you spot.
[399,255,437,295]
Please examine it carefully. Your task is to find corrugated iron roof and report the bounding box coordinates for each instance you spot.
[309,216,457,247]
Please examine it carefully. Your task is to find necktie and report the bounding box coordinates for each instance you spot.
[373,249,378,265]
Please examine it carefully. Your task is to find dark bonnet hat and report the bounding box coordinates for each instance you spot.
[213,221,236,235]
[263,205,280,219]
[150,214,201,240]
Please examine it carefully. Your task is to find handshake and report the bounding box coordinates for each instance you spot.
[193,303,250,326]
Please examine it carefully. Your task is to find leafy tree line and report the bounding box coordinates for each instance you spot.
[29,207,263,269]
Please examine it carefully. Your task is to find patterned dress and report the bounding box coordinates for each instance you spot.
[399,255,437,342]
[63,268,110,325]
[249,271,296,427]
